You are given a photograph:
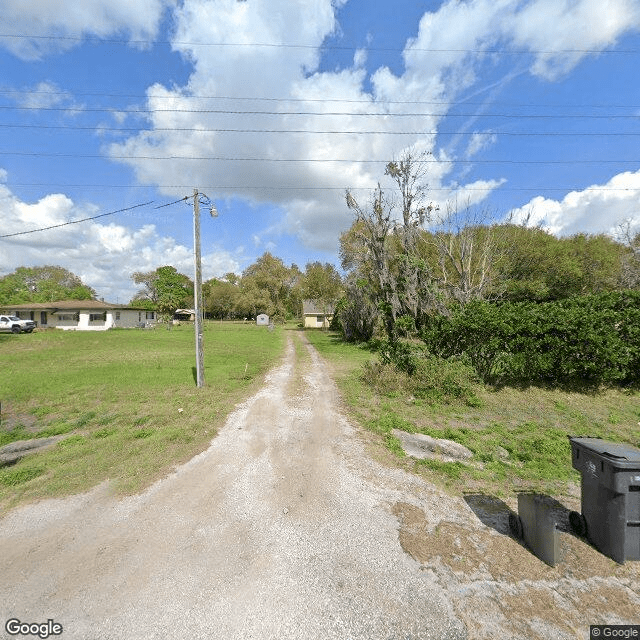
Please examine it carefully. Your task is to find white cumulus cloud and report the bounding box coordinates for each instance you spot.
[0,177,240,301]
[507,169,640,236]
[0,0,175,60]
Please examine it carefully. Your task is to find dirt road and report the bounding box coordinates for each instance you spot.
[1,332,638,639]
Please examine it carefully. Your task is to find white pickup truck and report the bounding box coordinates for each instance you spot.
[0,315,36,333]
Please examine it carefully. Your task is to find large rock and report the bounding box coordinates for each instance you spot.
[392,429,473,462]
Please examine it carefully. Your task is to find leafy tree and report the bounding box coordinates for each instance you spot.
[335,275,378,341]
[283,263,304,319]
[203,277,239,319]
[493,226,627,301]
[238,252,294,321]
[301,262,343,324]
[0,266,95,304]
[131,270,160,304]
[223,272,240,286]
[130,266,192,319]
[234,283,272,319]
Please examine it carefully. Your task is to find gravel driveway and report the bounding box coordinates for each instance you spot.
[0,332,638,639]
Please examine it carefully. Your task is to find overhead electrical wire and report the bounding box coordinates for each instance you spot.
[2,104,640,118]
[0,151,637,164]
[1,32,638,54]
[1,88,639,110]
[1,34,638,204]
[0,123,638,136]
[0,201,154,238]
[5,183,638,193]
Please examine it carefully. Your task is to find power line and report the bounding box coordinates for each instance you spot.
[5,183,639,194]
[2,88,639,110]
[0,200,154,238]
[3,104,640,118]
[1,123,639,136]
[1,151,639,164]
[153,196,189,209]
[1,32,638,54]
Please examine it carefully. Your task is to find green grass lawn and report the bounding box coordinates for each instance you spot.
[0,322,285,513]
[306,329,640,498]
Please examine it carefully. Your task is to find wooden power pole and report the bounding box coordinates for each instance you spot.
[193,189,205,387]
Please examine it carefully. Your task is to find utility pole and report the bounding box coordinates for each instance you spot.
[193,189,205,387]
[154,190,216,388]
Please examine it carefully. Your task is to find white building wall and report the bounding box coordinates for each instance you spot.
[8,306,155,330]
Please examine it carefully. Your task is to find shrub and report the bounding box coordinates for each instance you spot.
[361,353,480,406]
[421,291,640,386]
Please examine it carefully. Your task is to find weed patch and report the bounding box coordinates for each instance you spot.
[75,412,97,428]
[132,428,155,439]
[416,458,466,480]
[362,354,481,406]
[57,435,86,448]
[93,427,117,439]
[37,422,75,438]
[0,426,31,447]
[0,465,46,487]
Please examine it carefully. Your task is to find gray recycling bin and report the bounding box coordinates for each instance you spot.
[568,437,640,564]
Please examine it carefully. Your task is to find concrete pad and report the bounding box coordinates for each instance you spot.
[517,493,563,567]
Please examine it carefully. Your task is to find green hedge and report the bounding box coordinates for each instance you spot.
[420,291,640,385]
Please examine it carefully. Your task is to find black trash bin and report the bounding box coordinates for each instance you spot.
[568,437,640,564]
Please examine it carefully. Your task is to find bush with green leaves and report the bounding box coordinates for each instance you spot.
[362,351,480,405]
[420,291,640,385]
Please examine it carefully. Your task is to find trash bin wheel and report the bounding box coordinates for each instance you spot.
[508,513,523,539]
[569,511,587,537]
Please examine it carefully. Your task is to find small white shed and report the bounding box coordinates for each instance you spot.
[256,313,269,326]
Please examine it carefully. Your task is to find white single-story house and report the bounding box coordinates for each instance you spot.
[256,313,269,326]
[302,300,334,329]
[2,300,157,331]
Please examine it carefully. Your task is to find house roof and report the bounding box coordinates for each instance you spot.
[302,299,335,315]
[2,299,150,311]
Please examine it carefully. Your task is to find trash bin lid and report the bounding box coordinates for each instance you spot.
[569,437,640,468]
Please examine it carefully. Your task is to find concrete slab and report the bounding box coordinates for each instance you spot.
[517,493,563,567]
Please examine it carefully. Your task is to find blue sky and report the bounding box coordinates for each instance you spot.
[1,0,640,302]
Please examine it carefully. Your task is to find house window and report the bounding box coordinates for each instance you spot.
[89,313,106,322]
[115,311,121,320]
[57,314,75,321]
[146,311,155,320]
[317,315,324,323]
